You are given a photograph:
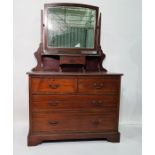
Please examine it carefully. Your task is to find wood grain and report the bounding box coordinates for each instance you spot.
[28,73,122,146]
[32,94,118,111]
[32,112,117,132]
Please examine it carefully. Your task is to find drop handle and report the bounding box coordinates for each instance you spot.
[48,121,59,126]
[93,83,104,89]
[48,84,60,89]
[48,101,59,106]
[92,100,103,107]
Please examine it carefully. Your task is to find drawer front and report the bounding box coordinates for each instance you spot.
[60,56,85,65]
[32,95,118,111]
[32,112,117,132]
[31,77,77,93]
[78,78,120,94]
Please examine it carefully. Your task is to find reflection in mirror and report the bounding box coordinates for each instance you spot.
[47,6,96,48]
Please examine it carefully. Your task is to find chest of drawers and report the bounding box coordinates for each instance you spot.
[27,72,122,146]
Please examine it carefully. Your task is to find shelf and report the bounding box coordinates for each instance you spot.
[41,51,100,57]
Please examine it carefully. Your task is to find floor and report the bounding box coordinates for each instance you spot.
[14,122,141,155]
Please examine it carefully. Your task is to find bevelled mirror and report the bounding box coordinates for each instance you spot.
[44,3,99,54]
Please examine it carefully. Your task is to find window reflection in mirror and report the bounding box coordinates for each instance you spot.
[47,6,96,48]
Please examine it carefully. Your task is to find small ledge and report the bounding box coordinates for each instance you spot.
[27,71,123,76]
[41,51,100,57]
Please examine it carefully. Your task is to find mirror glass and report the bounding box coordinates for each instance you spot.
[47,6,96,48]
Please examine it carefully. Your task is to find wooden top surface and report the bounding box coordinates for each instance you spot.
[27,71,123,76]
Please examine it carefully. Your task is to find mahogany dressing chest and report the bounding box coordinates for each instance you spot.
[27,3,123,146]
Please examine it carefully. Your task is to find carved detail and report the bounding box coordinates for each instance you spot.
[32,10,44,72]
[98,46,107,72]
[27,132,120,146]
[28,134,43,146]
[96,13,107,72]
[32,43,43,71]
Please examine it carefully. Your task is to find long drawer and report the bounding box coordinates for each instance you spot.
[32,112,117,133]
[78,78,120,94]
[31,95,118,111]
[31,77,77,94]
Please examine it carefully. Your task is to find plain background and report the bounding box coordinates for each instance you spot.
[13,0,142,154]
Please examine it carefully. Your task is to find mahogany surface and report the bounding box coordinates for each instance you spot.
[32,94,118,111]
[27,3,123,146]
[28,72,122,146]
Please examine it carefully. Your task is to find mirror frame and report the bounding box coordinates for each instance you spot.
[44,3,99,54]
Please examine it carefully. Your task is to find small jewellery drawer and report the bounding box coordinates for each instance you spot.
[78,78,120,94]
[31,77,77,93]
[32,95,118,111]
[32,112,117,132]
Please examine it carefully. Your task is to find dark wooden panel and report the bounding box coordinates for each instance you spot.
[32,95,118,111]
[31,77,77,93]
[78,78,120,94]
[42,56,60,71]
[60,56,85,65]
[85,57,99,72]
[32,112,117,132]
[61,64,84,72]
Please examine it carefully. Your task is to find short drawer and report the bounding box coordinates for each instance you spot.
[32,95,118,111]
[31,77,77,94]
[32,112,117,132]
[78,78,120,94]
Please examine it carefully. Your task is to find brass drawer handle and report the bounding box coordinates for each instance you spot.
[93,83,104,89]
[92,100,103,107]
[48,84,60,89]
[48,101,59,106]
[48,121,59,126]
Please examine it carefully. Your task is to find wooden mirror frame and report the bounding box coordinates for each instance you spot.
[43,3,99,55]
